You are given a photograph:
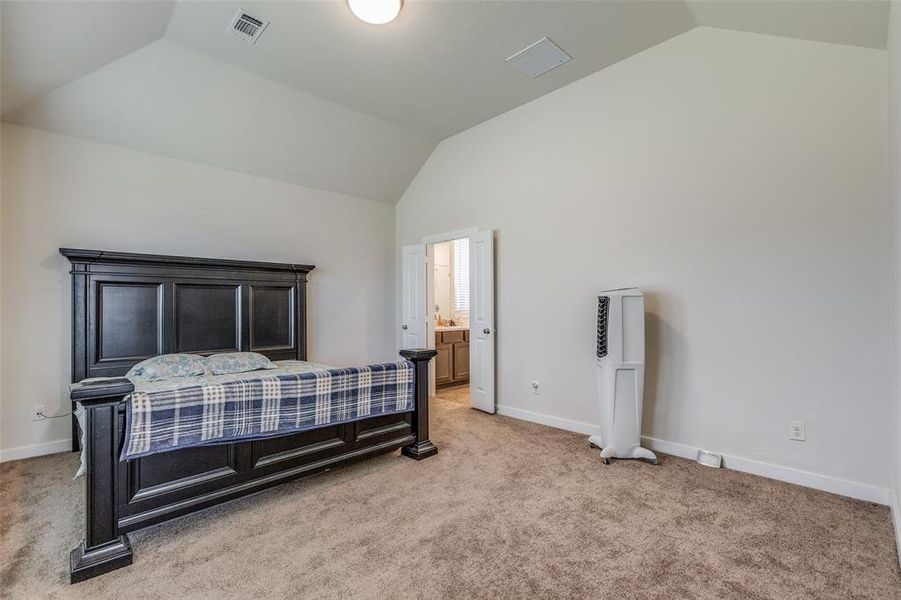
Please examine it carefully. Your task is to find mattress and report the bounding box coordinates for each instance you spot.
[75,360,331,477]
[74,359,415,474]
[121,359,415,460]
[132,359,335,393]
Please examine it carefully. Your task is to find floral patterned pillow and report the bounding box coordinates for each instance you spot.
[206,352,277,375]
[126,354,209,382]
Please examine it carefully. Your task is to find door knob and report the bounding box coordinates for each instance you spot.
[402,324,408,330]
[483,328,491,335]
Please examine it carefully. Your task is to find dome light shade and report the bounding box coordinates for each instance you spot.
[348,0,402,25]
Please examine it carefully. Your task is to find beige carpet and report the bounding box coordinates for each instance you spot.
[2,385,900,599]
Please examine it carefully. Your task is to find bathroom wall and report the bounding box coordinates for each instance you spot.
[433,241,452,321]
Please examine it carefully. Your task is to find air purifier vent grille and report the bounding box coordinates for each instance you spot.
[597,296,609,358]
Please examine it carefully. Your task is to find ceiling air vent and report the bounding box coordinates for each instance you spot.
[506,37,571,79]
[226,10,269,44]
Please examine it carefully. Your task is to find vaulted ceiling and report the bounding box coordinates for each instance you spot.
[1,0,890,204]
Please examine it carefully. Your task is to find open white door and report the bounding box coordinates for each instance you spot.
[469,230,495,413]
[401,244,427,350]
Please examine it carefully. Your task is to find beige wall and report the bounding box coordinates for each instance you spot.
[397,28,892,492]
[0,124,396,458]
[889,1,901,526]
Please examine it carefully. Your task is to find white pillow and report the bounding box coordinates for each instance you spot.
[126,354,209,382]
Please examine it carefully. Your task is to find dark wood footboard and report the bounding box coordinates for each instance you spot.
[69,349,437,584]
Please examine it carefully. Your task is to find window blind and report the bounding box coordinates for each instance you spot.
[452,238,470,314]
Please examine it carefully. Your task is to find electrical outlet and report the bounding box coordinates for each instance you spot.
[33,404,46,422]
[530,381,540,395]
[789,420,806,442]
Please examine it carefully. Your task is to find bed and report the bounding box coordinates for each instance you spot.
[60,249,437,583]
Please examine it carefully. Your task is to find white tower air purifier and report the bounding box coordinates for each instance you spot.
[588,288,659,465]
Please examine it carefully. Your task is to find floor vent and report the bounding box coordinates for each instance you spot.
[506,37,571,78]
[226,10,269,44]
[696,450,723,468]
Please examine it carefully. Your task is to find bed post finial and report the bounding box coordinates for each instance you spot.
[399,349,438,460]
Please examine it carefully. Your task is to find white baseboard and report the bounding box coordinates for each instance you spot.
[640,435,891,505]
[497,405,600,437]
[0,439,71,463]
[891,492,901,565]
[496,404,891,505]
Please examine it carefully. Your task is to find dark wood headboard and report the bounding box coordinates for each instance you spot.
[60,249,315,383]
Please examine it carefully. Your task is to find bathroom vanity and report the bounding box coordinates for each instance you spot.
[435,327,469,388]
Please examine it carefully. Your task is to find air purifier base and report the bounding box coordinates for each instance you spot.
[587,437,659,465]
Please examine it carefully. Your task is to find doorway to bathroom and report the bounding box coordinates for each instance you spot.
[401,228,495,413]
[431,238,470,399]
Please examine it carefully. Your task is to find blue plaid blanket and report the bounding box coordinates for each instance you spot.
[122,361,415,460]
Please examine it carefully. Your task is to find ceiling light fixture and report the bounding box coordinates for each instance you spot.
[348,0,402,25]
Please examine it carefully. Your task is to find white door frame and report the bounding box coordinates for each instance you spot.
[422,227,479,245]
[422,228,479,398]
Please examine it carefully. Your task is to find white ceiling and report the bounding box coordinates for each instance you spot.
[0,1,176,115]
[163,0,697,139]
[163,0,889,140]
[6,39,434,204]
[687,1,889,50]
[0,0,891,203]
